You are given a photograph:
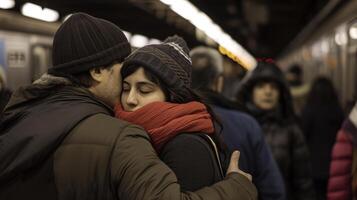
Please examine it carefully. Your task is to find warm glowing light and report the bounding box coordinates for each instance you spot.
[349,26,357,39]
[160,0,256,69]
[131,34,148,48]
[0,0,15,9]
[21,2,59,22]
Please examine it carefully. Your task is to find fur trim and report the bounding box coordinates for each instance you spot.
[33,73,72,86]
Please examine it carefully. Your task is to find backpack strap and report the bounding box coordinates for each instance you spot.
[201,134,224,179]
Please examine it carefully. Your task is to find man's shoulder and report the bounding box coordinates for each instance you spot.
[62,113,146,146]
[213,106,258,125]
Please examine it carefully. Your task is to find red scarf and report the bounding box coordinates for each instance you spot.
[115,101,214,152]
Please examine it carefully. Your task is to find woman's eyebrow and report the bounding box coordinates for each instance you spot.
[137,81,155,87]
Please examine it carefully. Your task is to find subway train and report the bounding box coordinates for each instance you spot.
[0,10,57,90]
[279,0,357,110]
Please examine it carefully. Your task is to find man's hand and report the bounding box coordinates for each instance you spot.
[226,151,252,182]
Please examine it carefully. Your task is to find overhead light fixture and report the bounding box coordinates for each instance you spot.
[160,0,256,70]
[0,0,15,9]
[349,26,357,40]
[21,2,59,22]
[131,34,148,48]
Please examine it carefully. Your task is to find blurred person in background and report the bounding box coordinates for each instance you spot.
[190,46,286,200]
[0,13,257,200]
[237,61,315,200]
[220,60,245,101]
[115,36,254,193]
[301,77,344,200]
[327,101,357,200]
[286,64,310,115]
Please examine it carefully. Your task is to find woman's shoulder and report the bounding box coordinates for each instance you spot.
[163,133,214,152]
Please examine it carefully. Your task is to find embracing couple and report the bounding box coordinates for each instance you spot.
[0,13,256,200]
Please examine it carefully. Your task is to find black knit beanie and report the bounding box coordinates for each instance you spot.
[123,35,192,88]
[49,12,131,75]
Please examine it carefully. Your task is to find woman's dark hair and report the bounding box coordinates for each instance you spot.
[306,77,341,107]
[121,64,228,158]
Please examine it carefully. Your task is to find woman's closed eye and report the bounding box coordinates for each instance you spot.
[139,84,155,94]
[122,83,131,92]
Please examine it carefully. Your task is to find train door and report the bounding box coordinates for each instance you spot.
[29,35,53,82]
[30,44,52,81]
[0,31,31,90]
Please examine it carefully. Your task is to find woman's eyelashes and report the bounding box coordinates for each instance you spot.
[122,82,155,95]
[139,85,154,94]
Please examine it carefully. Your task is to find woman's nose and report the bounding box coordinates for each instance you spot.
[126,91,138,107]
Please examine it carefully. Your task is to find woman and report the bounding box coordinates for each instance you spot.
[237,61,315,200]
[301,77,344,200]
[115,36,252,191]
[327,102,357,200]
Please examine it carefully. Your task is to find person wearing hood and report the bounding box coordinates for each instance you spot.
[190,46,286,200]
[115,36,254,192]
[237,61,315,200]
[327,102,357,200]
[0,13,257,200]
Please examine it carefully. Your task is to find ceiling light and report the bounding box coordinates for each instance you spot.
[349,26,357,40]
[131,34,148,48]
[159,0,256,70]
[21,2,59,22]
[0,0,15,9]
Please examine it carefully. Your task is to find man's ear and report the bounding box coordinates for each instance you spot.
[89,68,104,82]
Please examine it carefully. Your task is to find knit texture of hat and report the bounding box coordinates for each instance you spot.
[123,35,192,88]
[49,12,131,74]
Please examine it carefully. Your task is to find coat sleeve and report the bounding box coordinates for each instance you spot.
[327,130,353,200]
[290,124,315,200]
[111,125,258,200]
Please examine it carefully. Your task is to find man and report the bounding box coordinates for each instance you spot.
[286,64,310,115]
[190,46,285,200]
[0,13,257,200]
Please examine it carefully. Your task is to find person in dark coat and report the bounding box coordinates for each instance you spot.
[0,13,257,200]
[301,77,344,200]
[115,36,254,191]
[190,46,286,200]
[237,61,315,200]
